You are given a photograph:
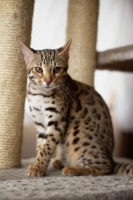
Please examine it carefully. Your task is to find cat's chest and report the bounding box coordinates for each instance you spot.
[27,90,63,112]
[28,94,48,109]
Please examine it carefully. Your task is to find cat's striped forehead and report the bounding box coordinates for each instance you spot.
[38,49,57,65]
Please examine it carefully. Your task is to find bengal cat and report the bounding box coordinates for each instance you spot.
[21,40,133,177]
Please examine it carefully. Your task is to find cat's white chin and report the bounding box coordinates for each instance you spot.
[41,85,56,91]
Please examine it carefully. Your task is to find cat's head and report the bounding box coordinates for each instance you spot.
[20,40,71,90]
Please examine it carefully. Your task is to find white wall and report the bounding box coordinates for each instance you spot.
[31,0,68,49]
[96,0,133,131]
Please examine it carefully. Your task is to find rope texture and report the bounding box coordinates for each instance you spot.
[66,0,99,86]
[0,0,34,168]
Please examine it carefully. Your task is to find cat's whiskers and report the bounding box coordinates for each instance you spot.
[61,85,74,104]
[58,86,69,110]
[57,88,65,103]
[58,84,74,105]
[61,87,69,110]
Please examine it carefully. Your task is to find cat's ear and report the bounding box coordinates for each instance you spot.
[20,42,36,65]
[58,39,72,62]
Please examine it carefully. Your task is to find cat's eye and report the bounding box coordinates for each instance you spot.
[53,67,61,73]
[35,67,43,73]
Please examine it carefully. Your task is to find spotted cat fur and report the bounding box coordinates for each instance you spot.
[21,40,133,177]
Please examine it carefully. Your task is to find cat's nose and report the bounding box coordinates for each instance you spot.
[45,79,52,85]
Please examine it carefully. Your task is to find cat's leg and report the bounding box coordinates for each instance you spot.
[29,106,46,152]
[62,146,113,176]
[63,134,113,176]
[27,117,66,177]
[62,165,112,176]
[52,143,64,169]
[62,152,113,176]
[36,131,46,152]
[62,149,113,176]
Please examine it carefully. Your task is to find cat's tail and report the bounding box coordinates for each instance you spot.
[113,161,133,177]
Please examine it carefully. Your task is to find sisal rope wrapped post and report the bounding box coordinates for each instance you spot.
[66,0,99,86]
[0,0,34,168]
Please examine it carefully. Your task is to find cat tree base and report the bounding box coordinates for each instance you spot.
[0,158,133,200]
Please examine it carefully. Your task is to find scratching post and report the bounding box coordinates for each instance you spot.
[0,0,34,168]
[67,0,99,86]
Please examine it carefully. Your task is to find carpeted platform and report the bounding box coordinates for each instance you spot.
[0,159,133,200]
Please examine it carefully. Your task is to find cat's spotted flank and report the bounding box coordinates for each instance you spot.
[21,40,133,177]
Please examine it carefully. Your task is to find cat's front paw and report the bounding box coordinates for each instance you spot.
[27,163,46,177]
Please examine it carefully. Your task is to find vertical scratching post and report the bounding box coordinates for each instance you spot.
[66,0,99,86]
[0,0,34,168]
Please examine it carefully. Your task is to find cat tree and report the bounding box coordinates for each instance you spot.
[0,0,34,168]
[67,0,99,86]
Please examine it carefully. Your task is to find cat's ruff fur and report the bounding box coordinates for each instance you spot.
[21,40,133,177]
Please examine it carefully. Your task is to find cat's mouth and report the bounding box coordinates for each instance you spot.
[30,80,57,90]
[44,85,52,89]
[40,84,57,90]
